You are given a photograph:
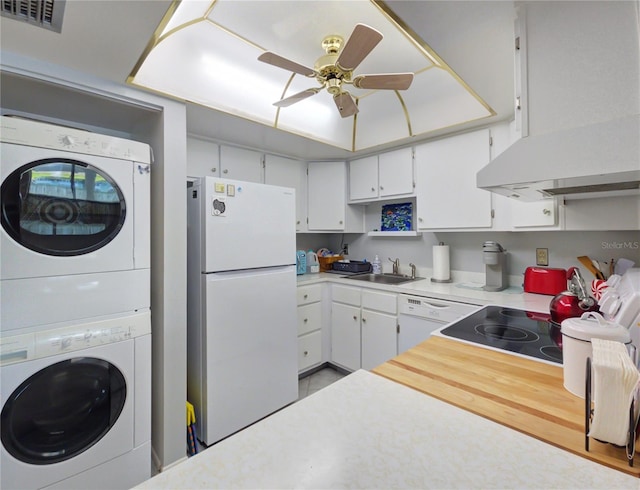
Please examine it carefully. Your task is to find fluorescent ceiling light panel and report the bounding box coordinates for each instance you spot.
[129,0,494,151]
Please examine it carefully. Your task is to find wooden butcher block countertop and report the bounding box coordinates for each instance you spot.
[372,336,640,478]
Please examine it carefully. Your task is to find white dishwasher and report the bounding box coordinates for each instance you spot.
[397,295,480,353]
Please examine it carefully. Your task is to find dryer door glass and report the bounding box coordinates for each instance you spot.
[0,357,126,465]
[0,158,126,256]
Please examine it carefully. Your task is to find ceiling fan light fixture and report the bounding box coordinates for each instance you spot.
[326,78,342,95]
[259,23,415,119]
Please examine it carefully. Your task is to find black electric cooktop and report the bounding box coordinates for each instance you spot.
[438,305,563,365]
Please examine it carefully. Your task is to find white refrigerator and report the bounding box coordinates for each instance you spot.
[187,177,298,445]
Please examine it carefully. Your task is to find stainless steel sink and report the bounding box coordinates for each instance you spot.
[345,273,424,285]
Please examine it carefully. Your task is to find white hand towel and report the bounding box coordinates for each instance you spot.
[588,338,640,446]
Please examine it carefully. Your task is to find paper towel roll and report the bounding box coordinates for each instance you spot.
[432,244,451,283]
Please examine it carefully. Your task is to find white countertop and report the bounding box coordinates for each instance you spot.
[297,272,553,313]
[135,370,637,489]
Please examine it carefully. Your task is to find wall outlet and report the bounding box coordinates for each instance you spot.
[342,243,349,255]
[536,248,549,266]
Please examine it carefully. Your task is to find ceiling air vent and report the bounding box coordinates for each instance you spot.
[1,0,65,32]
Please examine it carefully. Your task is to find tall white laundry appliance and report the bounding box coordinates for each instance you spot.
[187,177,298,445]
[0,116,151,334]
[0,117,152,490]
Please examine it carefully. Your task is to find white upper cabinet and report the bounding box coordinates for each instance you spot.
[511,200,557,228]
[308,161,364,233]
[521,2,639,136]
[219,145,263,183]
[348,148,414,203]
[489,122,559,230]
[187,138,263,183]
[415,129,492,230]
[186,136,220,179]
[378,148,414,198]
[349,156,378,201]
[264,155,307,232]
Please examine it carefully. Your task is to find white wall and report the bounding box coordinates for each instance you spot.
[343,201,639,282]
[346,228,639,280]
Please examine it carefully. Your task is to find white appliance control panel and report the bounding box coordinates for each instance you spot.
[0,116,151,163]
[0,311,151,366]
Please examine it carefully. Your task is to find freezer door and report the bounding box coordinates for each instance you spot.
[200,265,298,444]
[201,178,295,272]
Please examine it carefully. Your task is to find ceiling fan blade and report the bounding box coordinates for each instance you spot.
[258,52,316,77]
[273,88,321,107]
[353,73,414,90]
[333,92,359,118]
[336,24,383,71]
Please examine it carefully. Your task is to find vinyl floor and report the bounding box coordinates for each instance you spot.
[298,366,346,400]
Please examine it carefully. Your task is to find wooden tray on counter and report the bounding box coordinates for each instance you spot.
[372,336,640,477]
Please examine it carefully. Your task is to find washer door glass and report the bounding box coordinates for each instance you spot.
[0,357,126,465]
[1,158,126,256]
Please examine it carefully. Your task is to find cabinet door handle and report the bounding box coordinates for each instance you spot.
[543,208,551,215]
[303,350,309,356]
[353,315,358,321]
[223,169,228,174]
[362,317,367,323]
[297,220,301,225]
[211,167,217,173]
[339,220,343,225]
[371,187,375,192]
[303,294,308,299]
[379,186,384,191]
[303,318,308,323]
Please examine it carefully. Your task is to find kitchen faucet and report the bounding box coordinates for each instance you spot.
[389,257,400,275]
[409,263,416,279]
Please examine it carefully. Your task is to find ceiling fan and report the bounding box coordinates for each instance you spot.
[258,24,414,118]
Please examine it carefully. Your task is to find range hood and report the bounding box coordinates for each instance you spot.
[477,114,640,201]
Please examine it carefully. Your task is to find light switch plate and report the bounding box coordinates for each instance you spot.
[536,248,549,266]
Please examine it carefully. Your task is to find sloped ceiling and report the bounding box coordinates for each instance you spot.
[0,0,516,159]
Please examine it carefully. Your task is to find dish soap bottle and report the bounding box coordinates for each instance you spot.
[372,255,382,275]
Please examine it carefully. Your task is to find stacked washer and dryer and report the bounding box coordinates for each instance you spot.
[0,117,152,490]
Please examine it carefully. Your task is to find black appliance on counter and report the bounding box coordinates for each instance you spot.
[435,305,562,365]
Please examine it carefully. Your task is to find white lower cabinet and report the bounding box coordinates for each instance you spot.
[331,285,362,371]
[331,285,398,372]
[361,290,398,370]
[297,284,323,373]
[298,330,322,372]
[361,311,397,370]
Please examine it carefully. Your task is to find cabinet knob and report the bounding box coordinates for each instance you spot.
[303,350,309,356]
[339,220,343,225]
[303,318,308,323]
[362,317,367,323]
[379,186,384,191]
[353,315,358,321]
[296,220,301,225]
[303,294,308,299]
[543,208,551,215]
[418,217,423,222]
[371,187,375,192]
[211,167,217,173]
[223,169,228,174]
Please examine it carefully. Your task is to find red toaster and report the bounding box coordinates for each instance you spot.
[523,267,568,295]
